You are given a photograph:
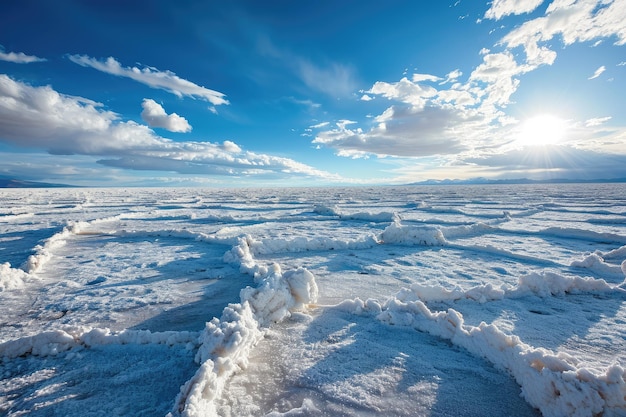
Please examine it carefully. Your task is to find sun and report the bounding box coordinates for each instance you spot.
[516,114,566,147]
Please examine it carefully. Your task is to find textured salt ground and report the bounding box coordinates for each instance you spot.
[1,185,625,416]
[216,307,541,417]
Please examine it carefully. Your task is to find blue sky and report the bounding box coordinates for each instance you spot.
[1,0,625,187]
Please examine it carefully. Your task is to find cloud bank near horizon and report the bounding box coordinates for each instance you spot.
[0,75,339,182]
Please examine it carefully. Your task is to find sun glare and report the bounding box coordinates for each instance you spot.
[516,114,566,147]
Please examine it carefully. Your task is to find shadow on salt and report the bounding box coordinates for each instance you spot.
[444,289,626,368]
[233,306,540,416]
[129,270,255,333]
[0,342,198,417]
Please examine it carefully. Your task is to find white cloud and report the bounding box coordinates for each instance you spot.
[484,0,545,20]
[140,99,192,133]
[0,74,157,154]
[0,75,338,181]
[585,116,612,126]
[221,140,242,153]
[501,0,626,64]
[313,64,510,159]
[440,69,463,84]
[336,120,357,129]
[412,73,441,83]
[313,106,473,158]
[469,51,525,106]
[310,121,330,129]
[367,77,438,108]
[0,47,46,64]
[68,55,229,105]
[588,65,606,79]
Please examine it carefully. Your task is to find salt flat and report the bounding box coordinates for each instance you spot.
[1,184,625,416]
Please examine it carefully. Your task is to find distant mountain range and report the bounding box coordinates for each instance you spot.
[407,177,626,186]
[0,178,75,188]
[2,176,626,188]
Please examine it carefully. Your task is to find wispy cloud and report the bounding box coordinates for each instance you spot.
[297,60,357,98]
[140,99,192,133]
[68,55,229,106]
[284,97,321,109]
[0,75,339,181]
[588,65,606,80]
[257,37,357,98]
[310,121,330,129]
[0,47,46,64]
[440,69,463,84]
[585,116,611,127]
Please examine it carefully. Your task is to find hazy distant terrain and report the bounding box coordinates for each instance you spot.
[0,178,72,188]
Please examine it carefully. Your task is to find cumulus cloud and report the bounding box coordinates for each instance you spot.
[314,0,626,164]
[68,55,229,106]
[0,47,46,64]
[588,65,606,80]
[313,106,471,158]
[484,0,545,20]
[221,140,242,153]
[313,31,556,160]
[313,69,504,159]
[0,74,158,154]
[140,99,192,133]
[0,75,338,181]
[469,51,524,106]
[366,77,438,108]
